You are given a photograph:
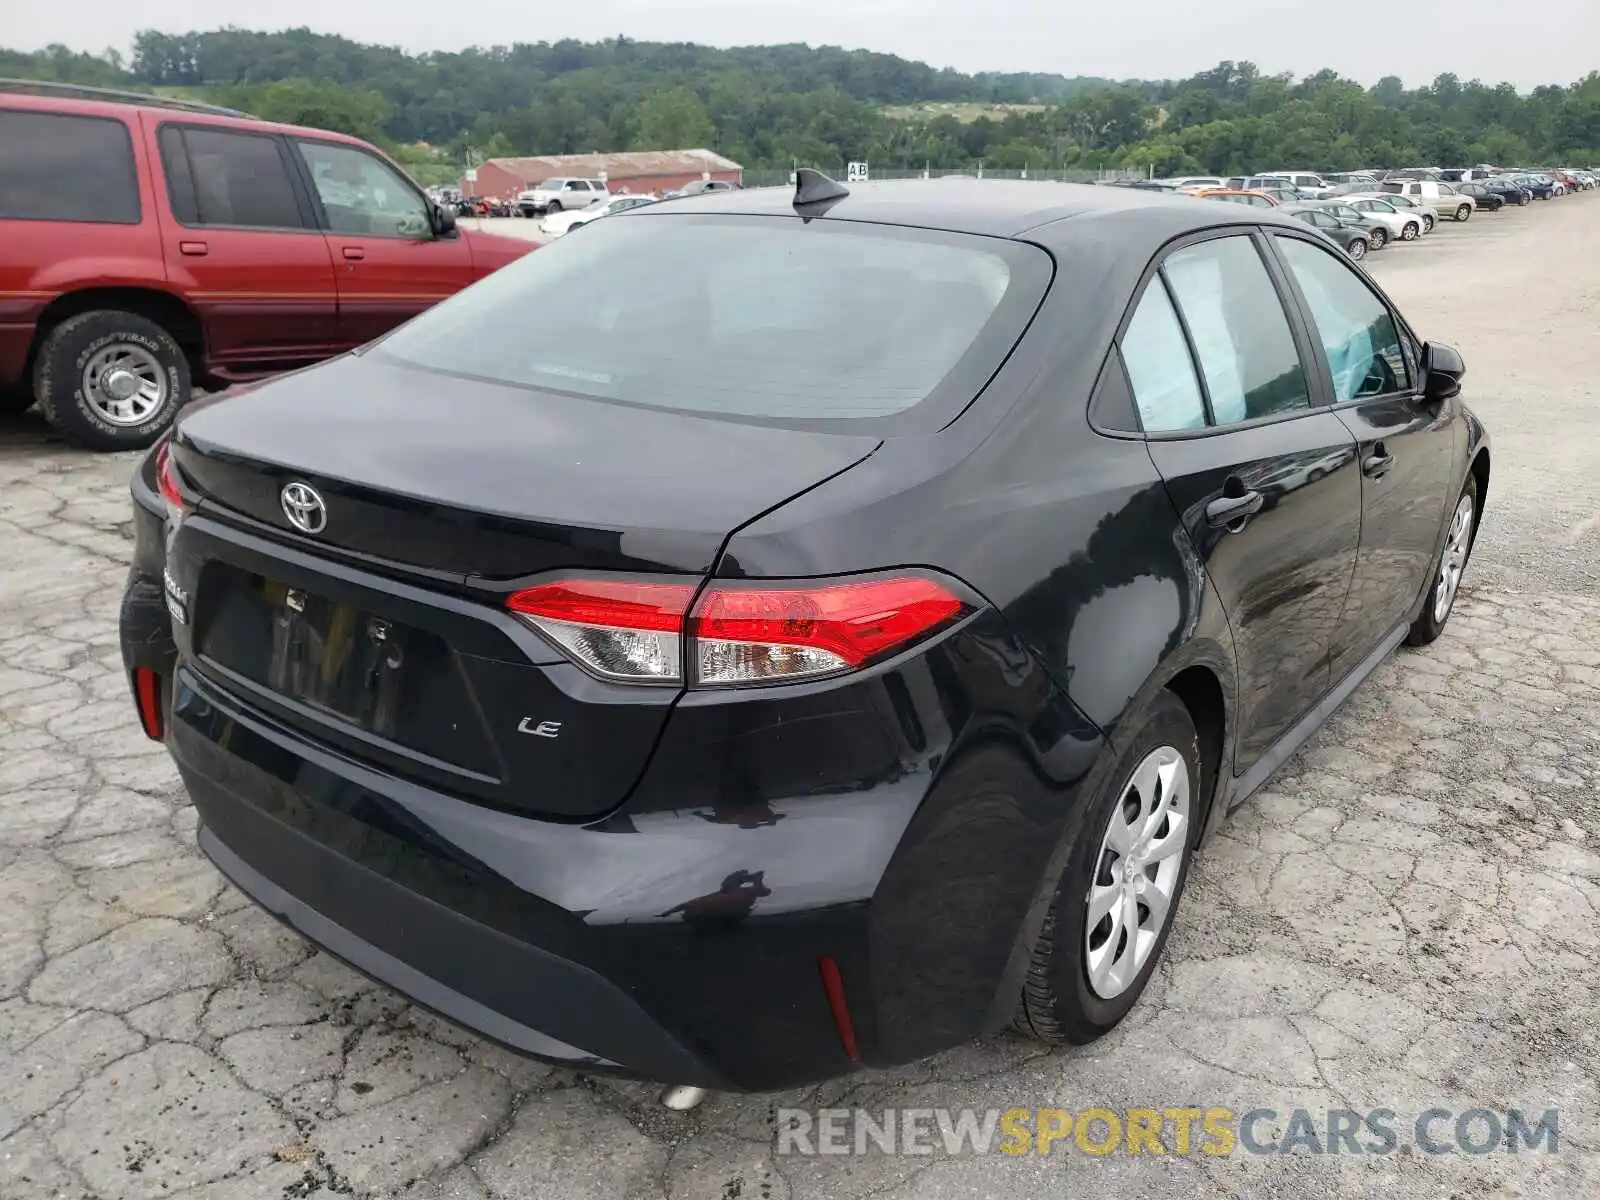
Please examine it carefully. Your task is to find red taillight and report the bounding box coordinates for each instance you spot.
[691,578,965,686]
[506,574,968,687]
[155,442,184,516]
[132,667,164,740]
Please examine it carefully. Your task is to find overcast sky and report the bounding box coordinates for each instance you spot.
[11,0,1597,90]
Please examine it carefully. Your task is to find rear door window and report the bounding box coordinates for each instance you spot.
[1119,280,1208,432]
[0,110,140,224]
[1161,236,1311,425]
[161,126,306,230]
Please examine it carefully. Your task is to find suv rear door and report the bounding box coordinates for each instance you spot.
[150,121,341,378]
[0,104,160,391]
[291,138,476,349]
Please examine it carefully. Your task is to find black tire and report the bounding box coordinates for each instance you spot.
[35,310,190,452]
[1401,221,1419,240]
[1347,238,1368,260]
[1406,474,1478,647]
[1455,204,1472,222]
[546,200,562,213]
[1013,690,1201,1044]
[1422,214,1435,232]
[1369,228,1387,250]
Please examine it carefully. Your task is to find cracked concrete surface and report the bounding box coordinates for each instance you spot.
[2,197,1597,1199]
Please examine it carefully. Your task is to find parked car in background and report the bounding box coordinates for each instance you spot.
[1379,180,1476,222]
[1192,188,1279,208]
[1511,173,1557,200]
[120,173,1488,1092]
[662,179,741,199]
[1258,171,1336,198]
[1168,176,1226,193]
[1481,177,1533,205]
[1332,196,1424,241]
[0,80,534,450]
[1324,172,1380,188]
[516,178,610,217]
[1453,182,1504,212]
[538,193,658,236]
[1352,191,1437,232]
[1279,203,1373,258]
[1299,200,1392,249]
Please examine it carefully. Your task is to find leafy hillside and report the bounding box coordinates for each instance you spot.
[4,32,1597,175]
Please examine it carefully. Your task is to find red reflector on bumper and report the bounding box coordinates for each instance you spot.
[133,668,164,740]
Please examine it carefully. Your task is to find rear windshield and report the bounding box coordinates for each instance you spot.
[377,214,1050,425]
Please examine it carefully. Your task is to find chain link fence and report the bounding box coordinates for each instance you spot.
[738,166,1144,189]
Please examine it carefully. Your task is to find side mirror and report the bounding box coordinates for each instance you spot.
[430,202,457,237]
[1420,341,1465,402]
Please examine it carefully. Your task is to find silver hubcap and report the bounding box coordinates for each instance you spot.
[82,344,167,426]
[1434,493,1474,623]
[1086,746,1191,1000]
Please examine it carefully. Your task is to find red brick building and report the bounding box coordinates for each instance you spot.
[464,149,742,200]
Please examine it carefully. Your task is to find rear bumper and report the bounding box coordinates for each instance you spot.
[155,598,1103,1089]
[193,801,723,1086]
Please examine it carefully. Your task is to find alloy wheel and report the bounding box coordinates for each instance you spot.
[1433,492,1475,624]
[1349,239,1366,260]
[1085,745,1191,1000]
[80,343,168,427]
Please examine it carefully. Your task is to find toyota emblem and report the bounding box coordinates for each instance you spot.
[280,481,327,534]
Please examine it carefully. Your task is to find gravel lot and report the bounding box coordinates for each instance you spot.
[1,195,1597,1200]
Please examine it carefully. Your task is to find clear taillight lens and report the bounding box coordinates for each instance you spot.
[507,579,696,683]
[505,575,969,688]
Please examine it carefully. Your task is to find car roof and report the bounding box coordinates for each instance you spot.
[641,178,1290,242]
[0,87,377,149]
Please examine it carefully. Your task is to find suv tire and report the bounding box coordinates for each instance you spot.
[35,311,190,452]
[1455,204,1472,221]
[1013,690,1201,1044]
[547,200,563,213]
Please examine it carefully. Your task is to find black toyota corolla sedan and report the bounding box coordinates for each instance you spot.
[120,173,1488,1093]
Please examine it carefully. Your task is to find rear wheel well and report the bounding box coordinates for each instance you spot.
[29,289,204,384]
[1165,667,1226,841]
[1469,447,1490,520]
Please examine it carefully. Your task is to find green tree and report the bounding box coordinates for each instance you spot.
[633,86,715,149]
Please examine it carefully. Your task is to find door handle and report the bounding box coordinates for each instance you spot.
[1205,489,1264,529]
[1362,444,1395,478]
[341,246,365,261]
[178,241,208,256]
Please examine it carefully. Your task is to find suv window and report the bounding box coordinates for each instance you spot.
[162,126,305,229]
[1119,279,1207,432]
[0,110,140,224]
[1162,236,1311,424]
[295,140,429,238]
[1277,237,1409,402]
[566,181,587,191]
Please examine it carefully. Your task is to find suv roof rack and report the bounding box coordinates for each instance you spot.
[0,78,254,119]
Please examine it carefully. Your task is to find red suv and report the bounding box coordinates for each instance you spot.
[0,82,535,450]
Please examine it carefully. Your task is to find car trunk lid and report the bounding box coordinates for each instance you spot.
[167,353,880,820]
